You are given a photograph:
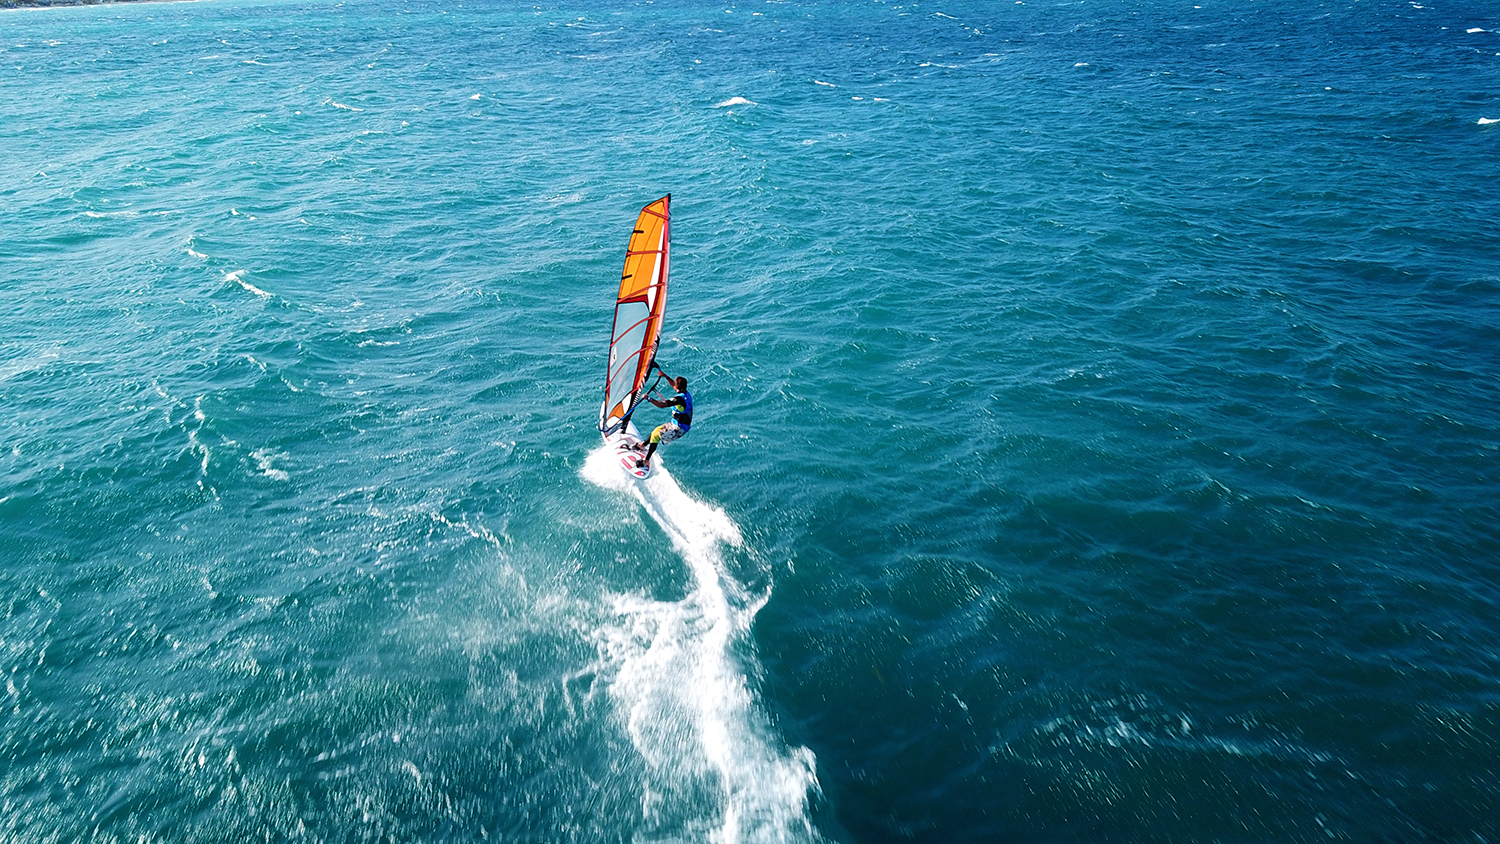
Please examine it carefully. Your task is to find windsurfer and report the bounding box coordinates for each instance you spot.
[635,373,692,468]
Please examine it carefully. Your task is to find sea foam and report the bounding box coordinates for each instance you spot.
[582,444,824,843]
[225,269,270,298]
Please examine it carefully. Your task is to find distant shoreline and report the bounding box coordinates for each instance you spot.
[1,0,197,8]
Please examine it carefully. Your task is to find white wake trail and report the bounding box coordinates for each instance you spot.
[582,445,823,844]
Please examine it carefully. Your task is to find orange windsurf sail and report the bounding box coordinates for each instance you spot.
[600,195,670,436]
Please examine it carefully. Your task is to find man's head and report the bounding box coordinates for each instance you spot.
[674,376,688,392]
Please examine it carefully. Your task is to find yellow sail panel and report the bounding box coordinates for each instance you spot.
[600,195,671,435]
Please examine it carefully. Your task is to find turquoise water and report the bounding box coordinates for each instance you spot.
[3,0,1499,840]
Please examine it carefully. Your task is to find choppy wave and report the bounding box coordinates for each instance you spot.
[224,269,270,298]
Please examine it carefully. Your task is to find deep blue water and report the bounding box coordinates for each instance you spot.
[3,0,1499,841]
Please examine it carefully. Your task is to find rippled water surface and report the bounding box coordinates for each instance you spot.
[3,0,1499,841]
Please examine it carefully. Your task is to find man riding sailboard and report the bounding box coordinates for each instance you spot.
[598,195,693,480]
[630,367,692,469]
